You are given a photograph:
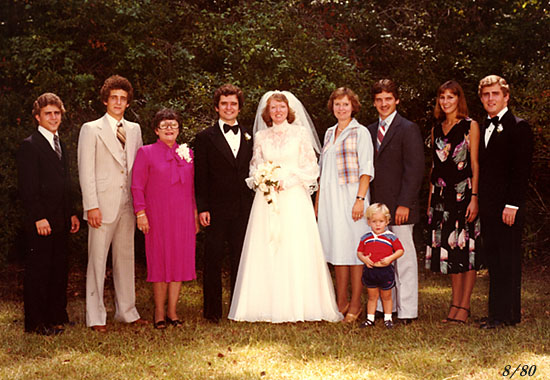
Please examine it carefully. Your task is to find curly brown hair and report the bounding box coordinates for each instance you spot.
[100,75,134,103]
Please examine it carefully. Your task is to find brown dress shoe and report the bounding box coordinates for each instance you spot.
[91,325,107,333]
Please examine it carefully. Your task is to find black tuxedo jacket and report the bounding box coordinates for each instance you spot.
[367,113,425,225]
[17,131,75,234]
[194,123,254,220]
[479,110,533,223]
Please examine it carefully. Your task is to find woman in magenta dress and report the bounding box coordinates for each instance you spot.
[131,108,198,329]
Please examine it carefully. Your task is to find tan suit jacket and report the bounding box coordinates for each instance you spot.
[77,114,143,326]
[78,114,142,222]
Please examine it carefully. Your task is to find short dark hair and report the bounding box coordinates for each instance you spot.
[32,92,65,121]
[213,83,244,109]
[261,93,296,127]
[371,79,399,101]
[327,87,361,116]
[100,75,134,103]
[152,108,182,130]
[434,80,469,121]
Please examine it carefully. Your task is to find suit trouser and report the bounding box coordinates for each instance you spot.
[24,230,69,332]
[377,224,418,319]
[86,201,140,326]
[483,217,522,324]
[203,215,248,320]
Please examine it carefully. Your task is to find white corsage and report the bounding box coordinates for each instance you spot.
[176,143,192,163]
[244,132,252,141]
[496,125,503,133]
[252,161,281,208]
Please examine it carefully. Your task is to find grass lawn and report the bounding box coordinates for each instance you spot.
[1,258,548,380]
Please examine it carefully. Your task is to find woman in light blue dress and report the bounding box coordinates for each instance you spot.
[316,88,374,323]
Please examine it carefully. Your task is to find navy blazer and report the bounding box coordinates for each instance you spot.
[17,131,76,234]
[479,109,533,223]
[367,113,425,225]
[194,123,254,220]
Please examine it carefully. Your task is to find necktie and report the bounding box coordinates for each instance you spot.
[116,122,126,149]
[223,123,239,135]
[377,120,386,149]
[53,135,62,160]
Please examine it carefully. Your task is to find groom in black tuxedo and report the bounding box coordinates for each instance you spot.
[194,84,254,322]
[17,93,80,335]
[477,75,533,329]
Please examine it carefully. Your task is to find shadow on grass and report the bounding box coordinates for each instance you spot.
[1,257,549,380]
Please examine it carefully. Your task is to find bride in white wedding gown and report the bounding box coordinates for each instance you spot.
[228,91,342,323]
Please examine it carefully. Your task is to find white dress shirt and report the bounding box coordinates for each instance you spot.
[379,110,397,133]
[484,107,508,147]
[219,119,241,158]
[105,113,125,135]
[38,126,60,153]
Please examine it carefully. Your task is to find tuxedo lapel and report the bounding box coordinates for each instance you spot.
[235,125,252,167]
[33,131,64,175]
[97,116,125,167]
[209,124,237,166]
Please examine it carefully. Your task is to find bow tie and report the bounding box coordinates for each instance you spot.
[484,116,500,128]
[223,123,239,135]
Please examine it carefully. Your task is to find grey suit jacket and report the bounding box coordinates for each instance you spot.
[367,113,425,225]
[77,114,143,223]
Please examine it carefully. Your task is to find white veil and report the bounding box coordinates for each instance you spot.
[253,90,322,154]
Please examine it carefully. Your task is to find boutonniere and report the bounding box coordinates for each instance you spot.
[176,143,192,163]
[244,132,252,141]
[496,125,503,133]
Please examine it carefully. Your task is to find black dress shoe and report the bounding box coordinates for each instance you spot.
[32,326,64,336]
[480,319,511,329]
[205,316,220,324]
[475,316,490,324]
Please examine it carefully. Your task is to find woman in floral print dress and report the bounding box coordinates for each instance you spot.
[426,80,483,324]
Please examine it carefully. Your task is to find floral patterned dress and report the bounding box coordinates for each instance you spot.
[426,119,483,274]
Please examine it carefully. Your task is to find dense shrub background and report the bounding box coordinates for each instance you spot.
[1,0,548,265]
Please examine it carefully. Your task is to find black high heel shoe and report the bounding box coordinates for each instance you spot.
[442,304,460,323]
[154,320,167,329]
[166,317,183,327]
[450,306,471,324]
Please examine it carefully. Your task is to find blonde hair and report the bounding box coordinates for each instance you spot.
[365,203,391,223]
[478,75,510,97]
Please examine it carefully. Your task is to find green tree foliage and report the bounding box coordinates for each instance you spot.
[0,0,548,264]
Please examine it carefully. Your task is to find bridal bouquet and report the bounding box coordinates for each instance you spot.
[252,161,281,206]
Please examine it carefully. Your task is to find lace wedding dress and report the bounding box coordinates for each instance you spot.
[228,121,343,323]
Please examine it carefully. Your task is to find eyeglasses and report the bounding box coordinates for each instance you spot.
[158,122,179,130]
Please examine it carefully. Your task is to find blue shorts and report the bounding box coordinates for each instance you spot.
[362,265,395,290]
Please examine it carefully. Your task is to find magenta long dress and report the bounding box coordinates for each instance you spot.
[131,139,196,282]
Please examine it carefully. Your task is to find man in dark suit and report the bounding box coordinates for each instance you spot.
[17,93,80,335]
[367,79,424,324]
[477,75,533,329]
[194,84,254,322]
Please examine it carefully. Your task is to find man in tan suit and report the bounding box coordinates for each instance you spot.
[78,75,144,332]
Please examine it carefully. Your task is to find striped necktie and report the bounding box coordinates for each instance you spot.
[53,135,62,159]
[116,122,126,149]
[377,120,386,149]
